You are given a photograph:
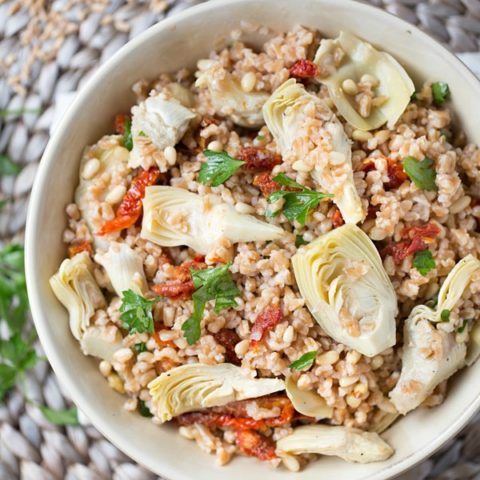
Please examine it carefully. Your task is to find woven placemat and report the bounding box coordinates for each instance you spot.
[2,1,480,479]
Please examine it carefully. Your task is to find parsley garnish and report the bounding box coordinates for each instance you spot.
[268,174,333,225]
[123,117,133,151]
[198,150,245,187]
[413,250,436,276]
[289,351,317,370]
[255,134,265,141]
[440,309,450,322]
[39,406,79,425]
[457,319,469,334]
[134,342,147,353]
[181,263,240,345]
[403,157,437,191]
[0,108,41,118]
[432,82,450,105]
[295,235,309,248]
[410,92,417,102]
[120,290,158,334]
[139,400,153,417]
[0,245,37,401]
[0,154,20,176]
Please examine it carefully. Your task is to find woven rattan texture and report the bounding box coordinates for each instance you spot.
[2,1,480,479]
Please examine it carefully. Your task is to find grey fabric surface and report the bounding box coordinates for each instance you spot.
[1,1,480,479]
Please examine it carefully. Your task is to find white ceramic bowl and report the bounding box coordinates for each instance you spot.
[25,0,480,478]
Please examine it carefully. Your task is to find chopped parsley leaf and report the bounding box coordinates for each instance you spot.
[182,263,240,345]
[198,150,245,187]
[432,82,450,105]
[289,351,317,370]
[120,290,158,334]
[295,235,309,248]
[139,400,153,417]
[440,309,450,322]
[123,117,133,151]
[268,173,333,226]
[413,250,436,276]
[403,156,437,191]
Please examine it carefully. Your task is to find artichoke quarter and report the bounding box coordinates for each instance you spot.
[49,252,106,341]
[148,363,285,422]
[313,31,415,131]
[292,224,397,357]
[390,255,480,414]
[276,425,393,463]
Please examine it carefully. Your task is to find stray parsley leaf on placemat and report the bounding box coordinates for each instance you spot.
[39,406,79,425]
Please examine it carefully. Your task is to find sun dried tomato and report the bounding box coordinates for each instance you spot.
[68,240,92,258]
[214,328,241,365]
[359,159,375,173]
[151,257,207,299]
[401,223,441,241]
[385,159,408,190]
[98,167,161,235]
[331,208,344,228]
[289,59,319,79]
[237,147,282,171]
[114,113,129,135]
[366,204,378,220]
[177,396,294,431]
[252,172,281,197]
[250,306,283,347]
[234,429,277,461]
[383,222,441,264]
[152,281,195,299]
[152,322,177,349]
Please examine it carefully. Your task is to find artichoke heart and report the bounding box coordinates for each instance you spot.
[141,186,284,255]
[196,61,269,127]
[129,91,197,169]
[262,79,364,224]
[314,31,415,131]
[80,326,123,362]
[390,255,480,414]
[389,311,466,415]
[285,377,333,420]
[75,139,131,250]
[434,254,480,323]
[292,224,397,357]
[49,252,105,341]
[95,242,147,296]
[276,425,393,464]
[148,363,285,422]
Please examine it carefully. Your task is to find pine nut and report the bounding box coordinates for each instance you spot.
[352,129,373,142]
[105,184,126,204]
[235,202,255,214]
[164,146,177,166]
[342,78,358,95]
[360,73,379,87]
[207,140,223,152]
[317,350,339,365]
[372,95,389,107]
[241,72,257,93]
[82,158,100,179]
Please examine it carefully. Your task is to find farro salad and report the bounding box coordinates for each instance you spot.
[50,26,480,470]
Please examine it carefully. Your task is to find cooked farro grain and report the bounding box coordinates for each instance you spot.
[49,25,480,470]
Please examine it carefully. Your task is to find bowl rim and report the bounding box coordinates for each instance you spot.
[25,0,480,479]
